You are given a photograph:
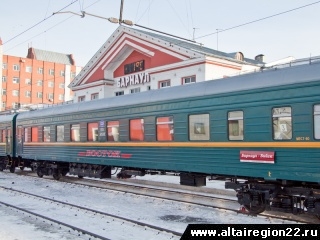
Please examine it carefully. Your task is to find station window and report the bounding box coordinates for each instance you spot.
[314,105,320,139]
[189,114,210,141]
[107,121,119,142]
[158,80,171,89]
[130,119,144,141]
[156,116,174,141]
[272,107,292,140]
[43,126,50,142]
[57,125,64,142]
[71,124,80,142]
[31,127,38,142]
[228,111,244,140]
[88,122,99,142]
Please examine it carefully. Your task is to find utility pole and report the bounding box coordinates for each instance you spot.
[119,0,124,24]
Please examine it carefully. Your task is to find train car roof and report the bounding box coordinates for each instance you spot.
[0,113,18,122]
[16,61,320,120]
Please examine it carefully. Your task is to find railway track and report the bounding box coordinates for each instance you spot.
[0,186,182,240]
[13,170,319,224]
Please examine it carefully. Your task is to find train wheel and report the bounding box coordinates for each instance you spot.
[53,171,62,181]
[244,204,266,214]
[78,175,84,178]
[9,165,15,173]
[37,168,44,178]
[20,167,25,171]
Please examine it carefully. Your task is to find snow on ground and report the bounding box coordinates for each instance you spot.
[0,170,297,240]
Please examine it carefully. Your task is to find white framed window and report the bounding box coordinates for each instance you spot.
[25,79,31,85]
[115,91,124,96]
[272,107,292,140]
[2,63,7,69]
[13,64,20,71]
[59,94,64,101]
[13,90,19,96]
[12,102,19,109]
[49,69,54,75]
[78,96,85,102]
[159,80,171,89]
[2,76,7,82]
[130,87,140,94]
[59,83,65,89]
[2,102,6,108]
[48,93,54,100]
[38,68,43,74]
[48,81,54,88]
[13,77,20,84]
[60,70,65,76]
[25,91,31,98]
[183,76,196,84]
[71,72,76,78]
[2,89,7,96]
[26,66,32,73]
[37,92,43,98]
[37,80,43,86]
[228,111,244,140]
[91,93,99,100]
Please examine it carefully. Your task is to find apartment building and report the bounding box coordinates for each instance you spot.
[1,41,81,111]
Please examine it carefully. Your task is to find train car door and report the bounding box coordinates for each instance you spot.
[5,128,12,155]
[16,126,23,155]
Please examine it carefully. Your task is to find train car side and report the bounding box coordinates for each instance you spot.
[9,60,320,216]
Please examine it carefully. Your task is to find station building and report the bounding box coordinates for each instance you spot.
[0,39,82,111]
[69,25,264,102]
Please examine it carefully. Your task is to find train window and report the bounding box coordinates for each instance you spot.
[57,125,64,142]
[272,107,292,140]
[157,116,174,141]
[31,127,38,142]
[314,105,320,139]
[228,111,244,140]
[71,124,80,142]
[107,121,119,141]
[24,128,29,142]
[130,119,144,141]
[7,129,11,143]
[189,114,210,141]
[88,122,99,142]
[43,126,50,142]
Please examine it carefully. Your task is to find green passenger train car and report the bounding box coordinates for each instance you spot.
[1,57,320,216]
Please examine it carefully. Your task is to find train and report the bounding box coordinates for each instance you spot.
[1,56,320,217]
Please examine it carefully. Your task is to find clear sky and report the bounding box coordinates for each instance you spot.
[1,0,320,66]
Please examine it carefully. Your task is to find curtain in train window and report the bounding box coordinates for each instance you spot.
[314,105,320,139]
[157,116,174,141]
[24,128,29,142]
[189,114,210,141]
[88,122,99,142]
[43,126,50,142]
[71,124,80,142]
[228,111,244,140]
[7,129,11,143]
[130,119,144,141]
[272,107,292,140]
[17,127,23,143]
[31,127,38,142]
[57,125,64,142]
[107,121,119,141]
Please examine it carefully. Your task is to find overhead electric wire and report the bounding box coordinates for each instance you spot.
[195,0,320,39]
[3,0,79,45]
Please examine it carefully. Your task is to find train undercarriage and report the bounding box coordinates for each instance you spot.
[2,159,320,217]
[225,179,320,217]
